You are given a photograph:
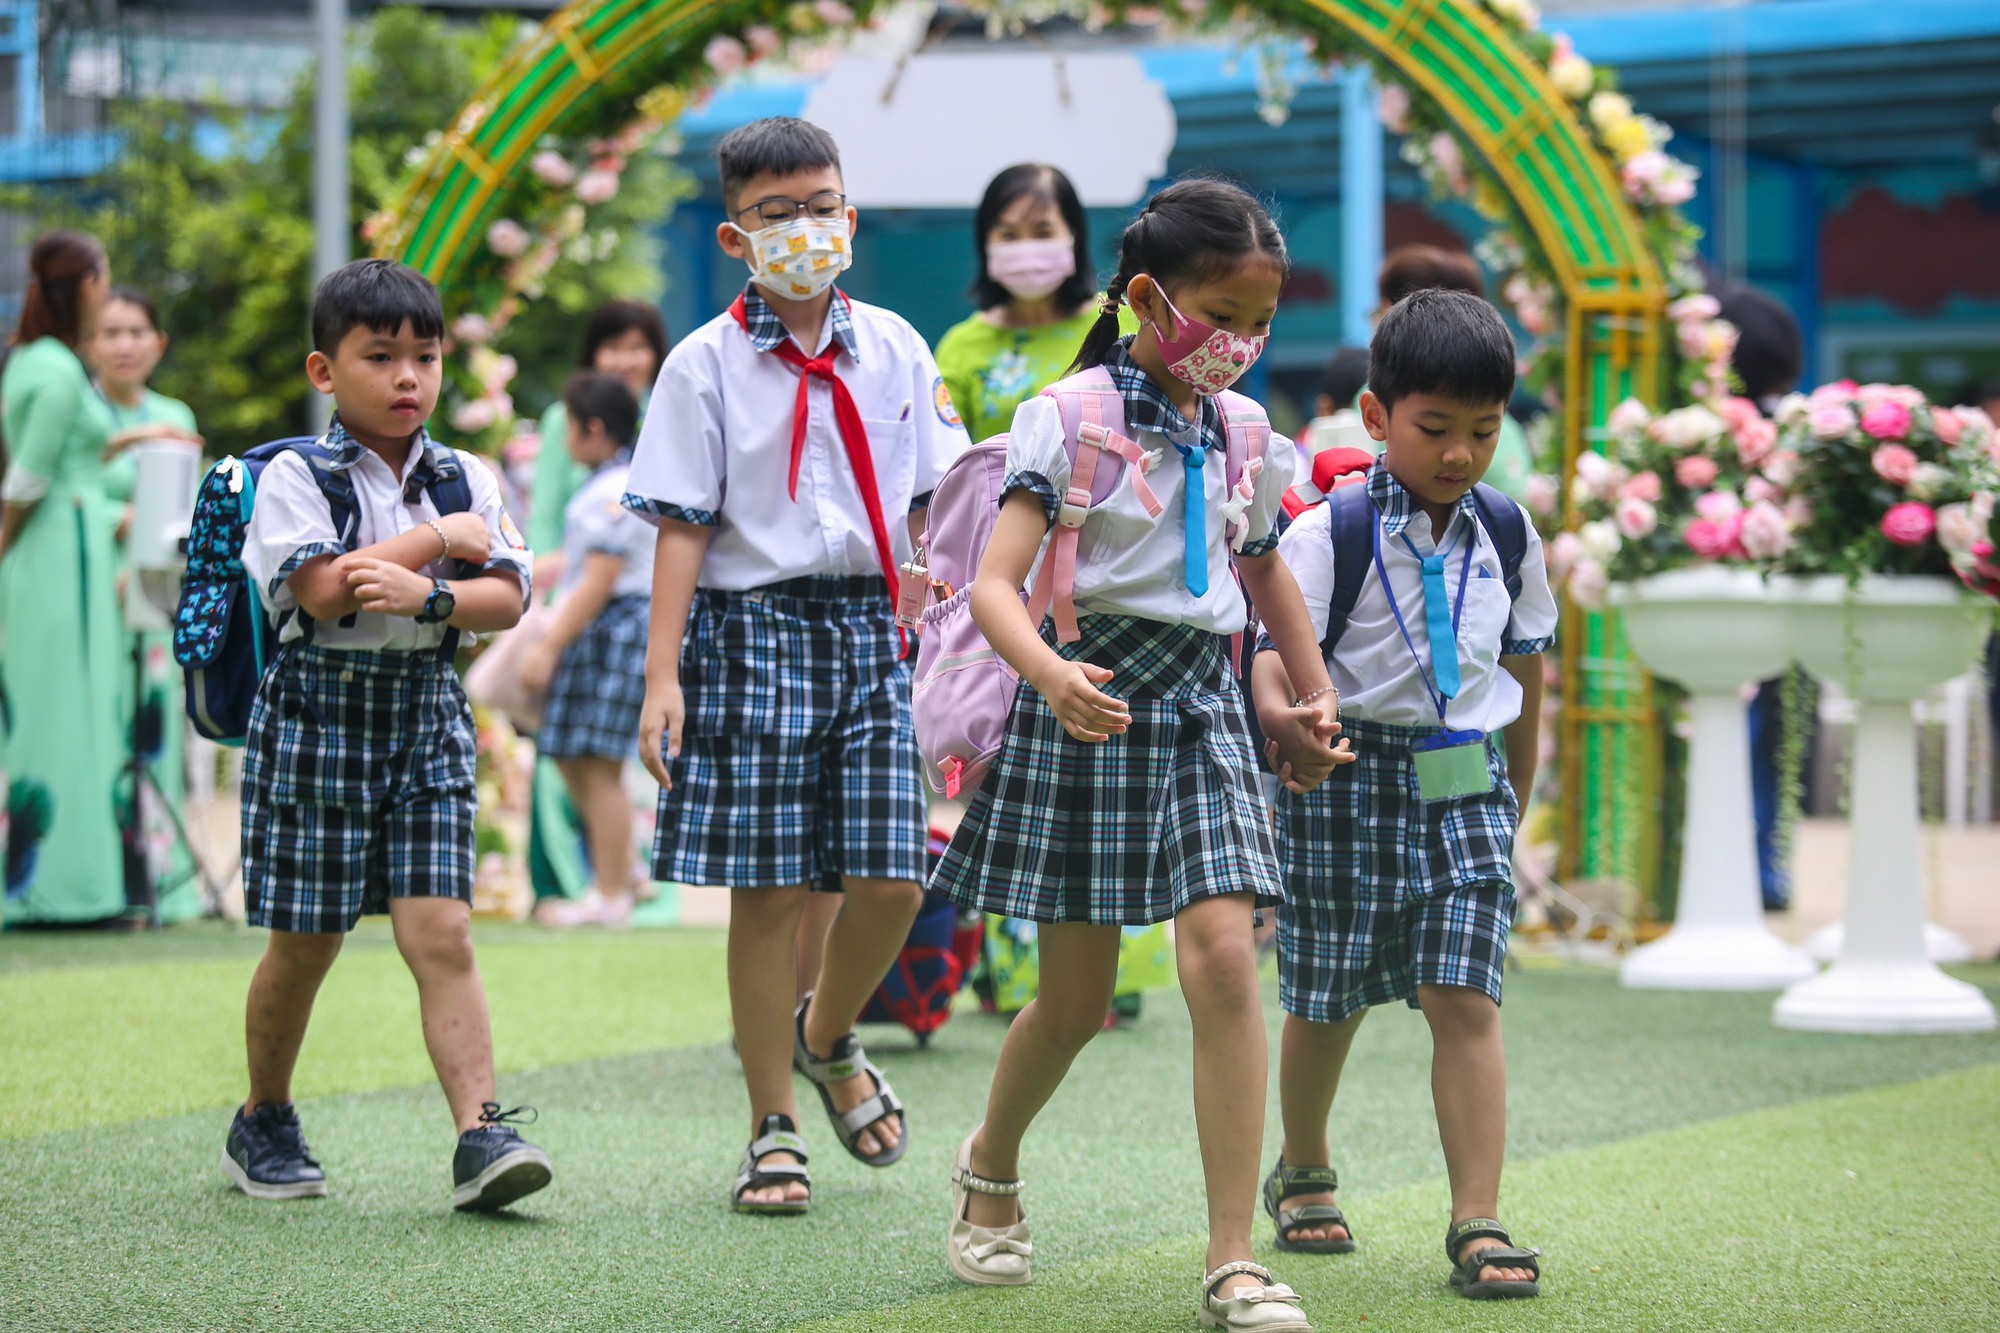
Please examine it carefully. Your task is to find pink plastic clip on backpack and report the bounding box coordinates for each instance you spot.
[905,367,1268,801]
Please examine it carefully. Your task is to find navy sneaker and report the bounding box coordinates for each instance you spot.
[222,1101,328,1200]
[451,1103,552,1212]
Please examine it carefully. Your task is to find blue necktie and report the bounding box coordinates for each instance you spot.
[1419,552,1461,700]
[1177,442,1208,597]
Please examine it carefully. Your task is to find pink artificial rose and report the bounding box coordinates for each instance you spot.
[1525,473,1560,518]
[1607,397,1651,438]
[1870,444,1919,487]
[450,398,499,434]
[1428,132,1467,192]
[1717,396,1761,434]
[1736,416,1777,466]
[1861,401,1913,441]
[1932,406,1964,447]
[1881,502,1937,547]
[1567,558,1609,610]
[814,0,855,23]
[1785,495,1814,528]
[1378,83,1411,134]
[1547,531,1582,581]
[745,24,783,57]
[1935,502,1982,559]
[451,313,492,345]
[1694,490,1744,524]
[705,34,748,76]
[486,219,531,258]
[1744,476,1781,506]
[576,169,620,206]
[1809,401,1857,439]
[1616,496,1659,540]
[1621,470,1663,503]
[1667,295,1720,324]
[530,151,576,188]
[1684,518,1732,559]
[1762,450,1800,488]
[1738,501,1793,561]
[1675,455,1720,490]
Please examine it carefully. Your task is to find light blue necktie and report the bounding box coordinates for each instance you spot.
[1177,442,1208,597]
[1419,552,1461,700]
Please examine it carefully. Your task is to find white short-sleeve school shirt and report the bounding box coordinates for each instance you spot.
[621,287,968,590]
[243,423,532,650]
[558,455,653,601]
[1281,462,1557,735]
[1001,340,1297,636]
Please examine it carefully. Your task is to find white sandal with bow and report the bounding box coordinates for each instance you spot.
[947,1131,1033,1286]
[1199,1260,1312,1332]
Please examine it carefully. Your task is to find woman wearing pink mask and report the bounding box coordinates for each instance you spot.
[933,164,1099,443]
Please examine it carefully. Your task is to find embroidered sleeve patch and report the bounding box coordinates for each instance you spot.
[933,376,963,429]
[500,512,526,549]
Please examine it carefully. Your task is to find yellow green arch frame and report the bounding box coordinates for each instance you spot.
[390,0,1664,896]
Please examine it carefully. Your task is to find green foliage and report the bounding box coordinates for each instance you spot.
[7,7,690,455]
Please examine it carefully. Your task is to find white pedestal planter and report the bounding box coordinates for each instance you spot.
[1773,575,1996,1034]
[1803,921,1976,967]
[1611,568,1819,990]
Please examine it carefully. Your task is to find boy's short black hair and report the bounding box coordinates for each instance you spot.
[1319,345,1371,411]
[715,117,842,216]
[1714,284,1802,403]
[1369,289,1516,412]
[562,371,639,450]
[311,259,444,355]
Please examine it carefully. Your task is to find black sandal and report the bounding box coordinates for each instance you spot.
[730,1114,811,1216]
[1446,1217,1541,1298]
[1262,1157,1357,1254]
[793,993,909,1167]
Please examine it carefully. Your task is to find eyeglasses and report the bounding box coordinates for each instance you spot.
[735,191,848,228]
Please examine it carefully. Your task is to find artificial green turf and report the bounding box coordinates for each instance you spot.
[1,941,1996,1332]
[0,922,733,1138]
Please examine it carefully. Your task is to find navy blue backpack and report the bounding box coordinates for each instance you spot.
[171,435,473,744]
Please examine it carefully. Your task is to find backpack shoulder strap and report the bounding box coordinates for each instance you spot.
[276,436,361,551]
[1029,367,1157,644]
[418,441,476,516]
[1468,482,1528,602]
[1213,390,1270,551]
[1321,482,1376,656]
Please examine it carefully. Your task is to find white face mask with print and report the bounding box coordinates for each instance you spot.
[731,216,853,301]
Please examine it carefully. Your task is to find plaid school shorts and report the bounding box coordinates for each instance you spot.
[931,615,1284,925]
[241,646,477,934]
[539,594,648,761]
[1275,716,1520,1023]
[654,575,927,892]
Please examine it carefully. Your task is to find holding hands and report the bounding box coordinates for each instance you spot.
[1262,692,1354,794]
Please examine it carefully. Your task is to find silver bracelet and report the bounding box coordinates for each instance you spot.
[427,517,450,561]
[1293,685,1338,710]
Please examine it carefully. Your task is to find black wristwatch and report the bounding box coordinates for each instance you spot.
[416,578,456,625]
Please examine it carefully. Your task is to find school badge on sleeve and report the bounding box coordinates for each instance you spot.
[933,376,963,429]
[500,513,526,549]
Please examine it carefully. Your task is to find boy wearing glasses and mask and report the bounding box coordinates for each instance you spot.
[624,117,967,1215]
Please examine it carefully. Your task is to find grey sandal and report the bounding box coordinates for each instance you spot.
[792,993,909,1167]
[731,1113,810,1216]
[1262,1157,1356,1254]
[1446,1217,1541,1299]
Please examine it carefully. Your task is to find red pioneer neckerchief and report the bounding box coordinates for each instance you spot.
[730,293,901,615]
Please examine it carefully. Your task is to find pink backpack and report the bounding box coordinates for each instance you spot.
[903,366,1269,799]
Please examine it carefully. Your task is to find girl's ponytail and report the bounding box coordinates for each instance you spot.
[1066,178,1287,376]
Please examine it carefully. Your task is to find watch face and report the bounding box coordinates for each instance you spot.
[429,584,456,622]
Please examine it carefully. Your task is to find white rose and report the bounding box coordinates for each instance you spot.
[1579,518,1622,564]
[1549,52,1593,100]
[1935,503,1981,560]
[1907,463,1950,502]
[1568,558,1610,610]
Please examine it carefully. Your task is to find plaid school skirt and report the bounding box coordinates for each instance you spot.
[1274,715,1521,1023]
[539,593,648,761]
[241,645,477,934]
[932,615,1283,926]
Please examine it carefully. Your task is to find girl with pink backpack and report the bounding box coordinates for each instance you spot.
[923,178,1351,1332]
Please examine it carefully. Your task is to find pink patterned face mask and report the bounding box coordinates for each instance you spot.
[1151,291,1267,397]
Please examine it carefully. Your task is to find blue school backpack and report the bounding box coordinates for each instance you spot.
[171,435,474,745]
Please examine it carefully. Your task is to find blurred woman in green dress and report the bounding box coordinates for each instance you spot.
[0,231,124,924]
[933,164,1099,444]
[88,288,204,922]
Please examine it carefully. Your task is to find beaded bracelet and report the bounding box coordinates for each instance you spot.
[1293,685,1338,710]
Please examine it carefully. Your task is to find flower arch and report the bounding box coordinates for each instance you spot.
[383,0,1686,896]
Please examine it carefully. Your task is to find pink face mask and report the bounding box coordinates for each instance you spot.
[1151,290,1266,396]
[986,238,1076,301]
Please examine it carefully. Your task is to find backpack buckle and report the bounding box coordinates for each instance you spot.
[1057,487,1091,529]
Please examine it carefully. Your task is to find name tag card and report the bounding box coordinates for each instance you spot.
[1410,728,1493,802]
